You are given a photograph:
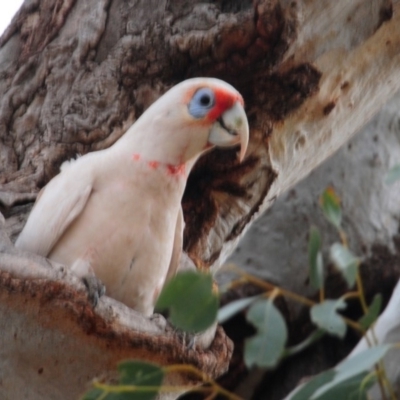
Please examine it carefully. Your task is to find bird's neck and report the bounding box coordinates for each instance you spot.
[112,140,201,181]
[130,153,190,179]
[113,124,204,177]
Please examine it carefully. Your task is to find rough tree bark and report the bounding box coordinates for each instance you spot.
[0,0,399,399]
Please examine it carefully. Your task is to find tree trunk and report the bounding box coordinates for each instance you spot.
[221,90,400,400]
[0,0,399,399]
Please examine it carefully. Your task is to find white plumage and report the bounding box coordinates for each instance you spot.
[16,78,249,315]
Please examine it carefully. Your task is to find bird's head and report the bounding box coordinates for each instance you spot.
[130,78,249,167]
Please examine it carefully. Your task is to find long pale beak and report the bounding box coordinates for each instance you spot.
[208,101,249,162]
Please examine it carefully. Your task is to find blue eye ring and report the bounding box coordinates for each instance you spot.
[188,88,215,118]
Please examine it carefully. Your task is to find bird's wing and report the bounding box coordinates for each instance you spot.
[164,207,184,283]
[15,160,92,257]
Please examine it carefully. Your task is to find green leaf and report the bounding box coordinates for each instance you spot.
[312,372,375,400]
[291,370,336,400]
[81,389,103,400]
[311,345,390,399]
[334,345,389,383]
[217,295,260,324]
[119,361,164,386]
[291,372,374,400]
[284,330,325,357]
[244,298,287,368]
[359,294,382,331]
[330,243,358,288]
[290,346,389,400]
[81,361,164,400]
[310,299,347,338]
[155,271,218,333]
[308,226,324,290]
[320,187,342,229]
[385,165,400,184]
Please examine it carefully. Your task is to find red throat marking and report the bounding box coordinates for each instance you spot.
[132,153,186,178]
[167,164,186,176]
[148,161,160,169]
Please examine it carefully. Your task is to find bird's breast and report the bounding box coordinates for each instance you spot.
[49,162,185,315]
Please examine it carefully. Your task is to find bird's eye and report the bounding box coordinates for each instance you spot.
[199,93,212,106]
[188,88,215,118]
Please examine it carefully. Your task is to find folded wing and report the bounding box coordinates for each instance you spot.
[16,161,93,257]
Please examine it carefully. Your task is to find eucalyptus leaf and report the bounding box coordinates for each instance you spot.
[244,298,287,368]
[320,187,342,229]
[119,361,164,387]
[311,345,390,398]
[81,389,104,400]
[284,330,325,357]
[359,294,382,331]
[81,361,164,400]
[289,347,388,400]
[312,372,375,400]
[330,243,358,287]
[218,295,260,324]
[291,372,374,400]
[291,370,336,400]
[83,389,153,400]
[310,299,347,338]
[155,271,218,332]
[308,226,324,290]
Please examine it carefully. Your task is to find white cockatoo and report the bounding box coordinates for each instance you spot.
[15,78,249,316]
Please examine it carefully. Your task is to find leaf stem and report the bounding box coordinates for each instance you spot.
[339,228,348,248]
[164,364,243,400]
[375,363,388,400]
[341,291,360,301]
[319,285,325,303]
[229,264,365,333]
[284,330,325,357]
[356,268,369,314]
[229,266,315,307]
